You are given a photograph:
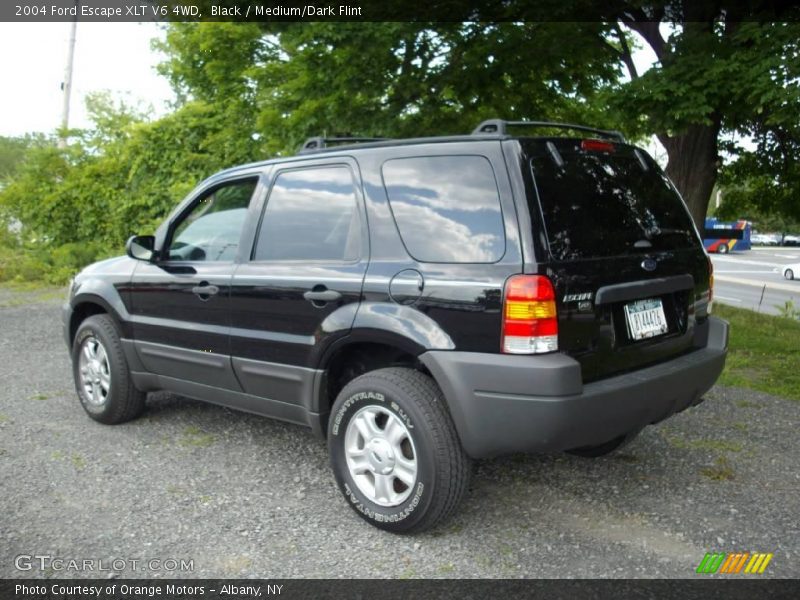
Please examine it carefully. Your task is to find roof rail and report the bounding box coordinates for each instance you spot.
[298,136,390,154]
[471,119,626,142]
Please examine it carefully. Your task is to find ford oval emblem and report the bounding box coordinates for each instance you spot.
[641,258,657,272]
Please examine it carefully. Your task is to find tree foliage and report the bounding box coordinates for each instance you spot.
[611,17,800,225]
[0,134,45,182]
[1,16,799,284]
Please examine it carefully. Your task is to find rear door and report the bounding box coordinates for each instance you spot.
[521,138,712,382]
[228,159,368,405]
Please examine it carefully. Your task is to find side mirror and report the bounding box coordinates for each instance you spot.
[126,235,156,261]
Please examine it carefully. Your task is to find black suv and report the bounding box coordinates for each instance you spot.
[64,119,728,533]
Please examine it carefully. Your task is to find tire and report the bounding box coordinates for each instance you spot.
[71,314,145,425]
[786,269,794,281]
[328,367,470,533]
[566,430,639,458]
[716,244,729,254]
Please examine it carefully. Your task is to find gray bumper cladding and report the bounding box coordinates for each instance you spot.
[420,316,729,459]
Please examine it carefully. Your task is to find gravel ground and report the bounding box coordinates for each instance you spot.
[1,289,798,579]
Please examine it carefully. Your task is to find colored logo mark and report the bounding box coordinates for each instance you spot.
[696,552,774,574]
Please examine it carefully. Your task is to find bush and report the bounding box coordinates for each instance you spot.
[0,241,111,285]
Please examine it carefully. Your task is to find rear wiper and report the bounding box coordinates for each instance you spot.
[633,228,692,249]
[645,228,692,238]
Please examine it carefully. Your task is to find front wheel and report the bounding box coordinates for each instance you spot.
[785,269,795,281]
[72,314,145,425]
[328,368,470,533]
[716,244,729,254]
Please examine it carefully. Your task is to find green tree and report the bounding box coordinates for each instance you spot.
[157,21,624,155]
[157,16,800,227]
[0,134,44,182]
[610,15,800,226]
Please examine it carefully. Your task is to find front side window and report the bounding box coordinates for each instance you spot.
[167,178,258,262]
[253,166,361,261]
[382,155,506,263]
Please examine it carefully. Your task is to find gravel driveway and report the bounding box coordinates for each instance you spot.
[1,288,798,578]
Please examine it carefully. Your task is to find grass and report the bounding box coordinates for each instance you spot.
[700,456,736,481]
[0,283,66,308]
[178,425,216,448]
[0,280,64,292]
[664,435,743,453]
[71,453,86,470]
[714,304,800,401]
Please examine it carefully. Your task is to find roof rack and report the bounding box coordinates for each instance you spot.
[298,136,390,154]
[471,119,626,142]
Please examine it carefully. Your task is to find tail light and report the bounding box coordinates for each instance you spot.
[707,254,714,312]
[502,275,558,354]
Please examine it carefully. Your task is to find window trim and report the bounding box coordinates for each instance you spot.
[380,154,507,264]
[249,163,364,265]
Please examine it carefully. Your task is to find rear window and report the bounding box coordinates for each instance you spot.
[528,141,698,261]
[382,155,505,263]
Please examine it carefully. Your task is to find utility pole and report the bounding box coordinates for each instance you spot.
[59,1,78,148]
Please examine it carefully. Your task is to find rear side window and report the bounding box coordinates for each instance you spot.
[382,155,505,263]
[253,166,361,261]
[529,141,698,261]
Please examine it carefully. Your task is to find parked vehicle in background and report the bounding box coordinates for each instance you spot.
[782,234,800,247]
[782,262,799,280]
[703,218,751,253]
[751,232,780,246]
[63,119,728,533]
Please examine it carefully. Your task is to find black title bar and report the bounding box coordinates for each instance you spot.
[3,0,800,22]
[3,579,800,600]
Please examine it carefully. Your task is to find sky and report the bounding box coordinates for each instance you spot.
[0,22,173,137]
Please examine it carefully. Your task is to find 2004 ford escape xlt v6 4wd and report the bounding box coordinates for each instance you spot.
[64,119,728,533]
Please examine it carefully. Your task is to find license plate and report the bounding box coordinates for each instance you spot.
[623,298,668,341]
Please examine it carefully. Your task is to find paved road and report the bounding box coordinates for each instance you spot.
[711,248,800,315]
[1,288,798,579]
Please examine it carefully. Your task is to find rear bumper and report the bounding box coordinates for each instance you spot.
[420,316,728,459]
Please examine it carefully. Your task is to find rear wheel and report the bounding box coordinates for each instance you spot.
[716,244,729,254]
[328,367,470,533]
[785,269,795,281]
[72,314,145,424]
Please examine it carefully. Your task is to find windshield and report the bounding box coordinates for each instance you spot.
[528,140,699,261]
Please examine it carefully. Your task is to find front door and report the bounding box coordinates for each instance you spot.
[228,160,369,405]
[129,175,262,389]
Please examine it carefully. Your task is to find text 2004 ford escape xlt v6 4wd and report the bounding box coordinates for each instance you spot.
[63,119,728,533]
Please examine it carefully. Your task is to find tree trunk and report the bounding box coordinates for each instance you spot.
[658,122,720,229]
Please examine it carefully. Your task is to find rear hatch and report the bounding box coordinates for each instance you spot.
[521,138,712,382]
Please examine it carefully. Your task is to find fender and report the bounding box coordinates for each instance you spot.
[311,301,455,372]
[350,302,456,352]
[308,301,456,417]
[68,256,136,340]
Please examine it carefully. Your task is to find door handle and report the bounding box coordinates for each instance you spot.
[191,284,219,299]
[303,289,342,304]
